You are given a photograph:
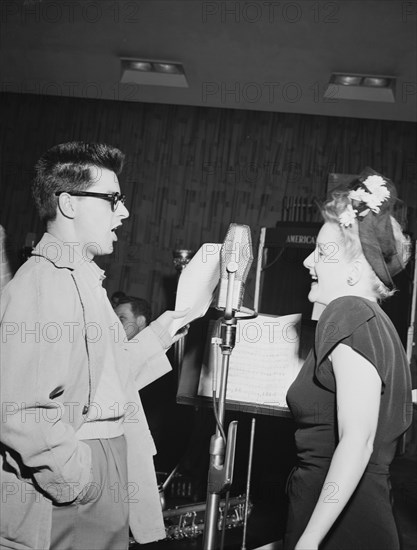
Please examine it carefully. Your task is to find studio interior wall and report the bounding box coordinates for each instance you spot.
[1,92,415,315]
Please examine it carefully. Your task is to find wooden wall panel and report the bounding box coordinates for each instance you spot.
[1,92,415,314]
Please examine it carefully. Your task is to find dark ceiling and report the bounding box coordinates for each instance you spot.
[1,0,416,121]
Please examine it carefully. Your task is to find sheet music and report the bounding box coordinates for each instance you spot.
[173,243,221,333]
[198,313,302,409]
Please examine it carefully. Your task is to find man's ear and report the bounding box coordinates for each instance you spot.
[57,193,76,219]
[135,315,147,333]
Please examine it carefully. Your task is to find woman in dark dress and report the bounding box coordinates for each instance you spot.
[284,168,412,550]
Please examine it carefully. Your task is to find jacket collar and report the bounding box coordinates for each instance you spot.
[32,232,105,282]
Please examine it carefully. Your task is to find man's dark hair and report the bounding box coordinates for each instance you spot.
[111,290,126,306]
[32,142,125,223]
[117,296,152,326]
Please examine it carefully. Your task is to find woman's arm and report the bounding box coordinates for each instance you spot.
[295,343,382,550]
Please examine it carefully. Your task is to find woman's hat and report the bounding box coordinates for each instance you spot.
[341,167,405,289]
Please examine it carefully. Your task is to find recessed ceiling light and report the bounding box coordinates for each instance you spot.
[153,63,182,74]
[120,58,188,88]
[324,73,395,102]
[128,61,152,72]
[334,75,362,86]
[362,76,389,87]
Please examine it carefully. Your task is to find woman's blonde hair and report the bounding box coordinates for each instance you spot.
[322,190,411,300]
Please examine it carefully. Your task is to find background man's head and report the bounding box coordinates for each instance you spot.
[111,290,126,308]
[114,296,152,340]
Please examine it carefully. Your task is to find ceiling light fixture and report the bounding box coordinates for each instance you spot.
[333,75,362,86]
[120,58,189,88]
[129,61,152,72]
[153,63,182,74]
[324,73,396,102]
[362,76,389,87]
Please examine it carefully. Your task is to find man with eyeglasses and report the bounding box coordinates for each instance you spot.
[0,142,187,549]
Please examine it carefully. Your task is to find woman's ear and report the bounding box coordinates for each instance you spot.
[347,259,364,286]
[57,193,76,219]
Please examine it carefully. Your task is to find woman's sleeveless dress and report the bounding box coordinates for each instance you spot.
[285,296,412,550]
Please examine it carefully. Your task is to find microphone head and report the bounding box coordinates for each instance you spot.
[216,224,253,311]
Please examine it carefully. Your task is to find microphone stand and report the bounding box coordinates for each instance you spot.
[202,263,239,550]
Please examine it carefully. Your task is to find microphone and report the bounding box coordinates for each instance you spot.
[203,225,254,545]
[216,224,254,315]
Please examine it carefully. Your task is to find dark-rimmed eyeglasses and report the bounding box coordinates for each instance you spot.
[55,191,127,212]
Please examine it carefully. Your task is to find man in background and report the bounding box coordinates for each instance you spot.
[110,289,127,308]
[114,295,152,341]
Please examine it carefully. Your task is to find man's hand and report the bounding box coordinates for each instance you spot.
[155,309,190,341]
[171,323,190,344]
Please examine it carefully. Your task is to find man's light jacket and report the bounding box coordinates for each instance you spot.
[1,233,172,548]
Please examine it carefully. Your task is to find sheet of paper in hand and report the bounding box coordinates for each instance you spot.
[172,243,221,334]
